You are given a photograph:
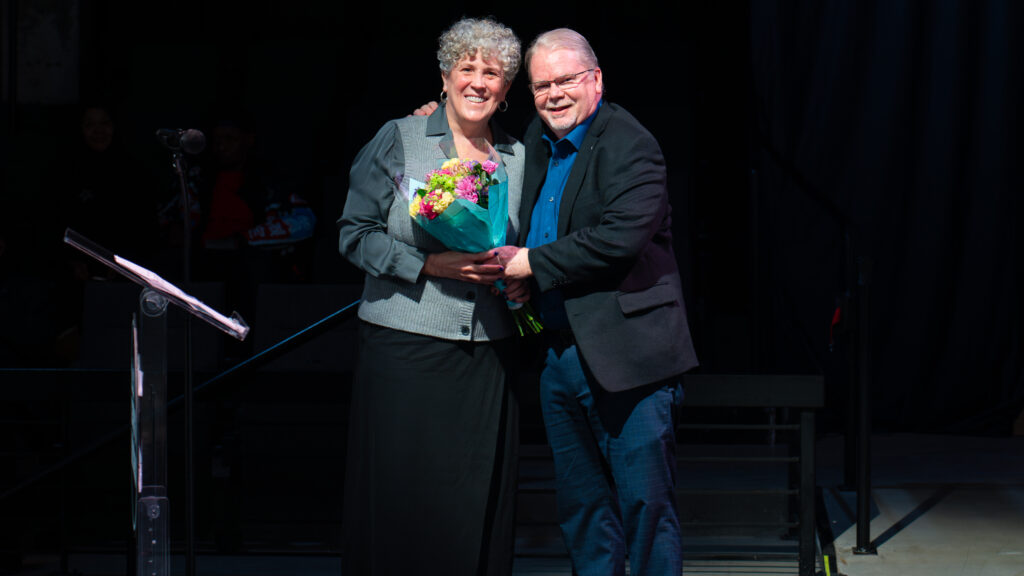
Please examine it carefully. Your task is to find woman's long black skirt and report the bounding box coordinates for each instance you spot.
[342,321,518,575]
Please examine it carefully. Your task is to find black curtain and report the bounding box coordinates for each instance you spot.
[749,1,1023,432]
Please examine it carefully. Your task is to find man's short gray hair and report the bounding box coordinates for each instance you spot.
[437,17,521,86]
[525,28,599,79]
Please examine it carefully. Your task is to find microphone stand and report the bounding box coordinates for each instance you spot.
[170,151,197,576]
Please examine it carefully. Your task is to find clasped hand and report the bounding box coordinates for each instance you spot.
[422,251,502,284]
[489,245,532,280]
[422,248,532,303]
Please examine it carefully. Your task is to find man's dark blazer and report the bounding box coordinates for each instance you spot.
[520,101,698,392]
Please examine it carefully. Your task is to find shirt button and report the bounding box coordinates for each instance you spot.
[548,197,555,202]
[466,291,476,301]
[460,326,470,335]
[553,160,559,167]
[544,233,549,238]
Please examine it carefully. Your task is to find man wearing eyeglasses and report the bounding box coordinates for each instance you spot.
[493,28,698,576]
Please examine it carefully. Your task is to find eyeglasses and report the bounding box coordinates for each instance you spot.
[528,69,595,97]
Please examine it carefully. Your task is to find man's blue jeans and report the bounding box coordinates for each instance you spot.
[539,343,683,576]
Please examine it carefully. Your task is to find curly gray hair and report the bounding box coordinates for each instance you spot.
[437,17,521,86]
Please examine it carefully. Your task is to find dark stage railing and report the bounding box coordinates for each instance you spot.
[1,298,361,502]
[0,298,360,570]
[675,373,824,576]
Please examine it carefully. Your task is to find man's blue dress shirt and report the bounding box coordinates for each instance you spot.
[525,101,602,330]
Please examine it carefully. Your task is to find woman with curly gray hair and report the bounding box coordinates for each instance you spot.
[339,17,524,576]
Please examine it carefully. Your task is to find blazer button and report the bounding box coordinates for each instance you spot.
[460,326,470,336]
[466,290,476,301]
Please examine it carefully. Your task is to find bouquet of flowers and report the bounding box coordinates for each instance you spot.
[405,143,542,335]
[407,157,501,249]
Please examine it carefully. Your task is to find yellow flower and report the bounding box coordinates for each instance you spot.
[435,191,455,213]
[441,158,461,171]
[409,197,421,217]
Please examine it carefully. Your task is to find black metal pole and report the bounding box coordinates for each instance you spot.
[798,409,816,576]
[172,153,197,576]
[843,232,857,490]
[6,0,16,134]
[185,318,194,576]
[172,154,191,283]
[60,383,69,574]
[854,256,876,554]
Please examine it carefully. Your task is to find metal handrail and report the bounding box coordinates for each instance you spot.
[0,298,361,503]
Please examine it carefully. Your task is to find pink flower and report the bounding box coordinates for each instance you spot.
[481,160,498,174]
[418,201,437,220]
[455,175,480,202]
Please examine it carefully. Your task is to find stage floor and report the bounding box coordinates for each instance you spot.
[820,433,1024,576]
[11,433,1024,576]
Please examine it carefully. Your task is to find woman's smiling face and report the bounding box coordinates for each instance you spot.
[442,50,509,129]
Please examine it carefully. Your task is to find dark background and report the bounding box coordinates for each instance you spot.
[1,0,1022,562]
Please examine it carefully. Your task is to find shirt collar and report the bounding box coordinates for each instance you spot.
[543,98,603,150]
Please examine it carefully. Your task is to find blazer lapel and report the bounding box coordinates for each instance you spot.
[519,118,550,243]
[557,103,611,236]
[426,106,453,162]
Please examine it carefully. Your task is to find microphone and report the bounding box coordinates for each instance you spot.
[155,128,206,154]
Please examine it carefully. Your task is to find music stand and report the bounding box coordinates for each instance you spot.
[64,229,248,576]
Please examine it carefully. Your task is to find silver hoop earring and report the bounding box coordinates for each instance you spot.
[498,100,509,112]
[439,91,448,104]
